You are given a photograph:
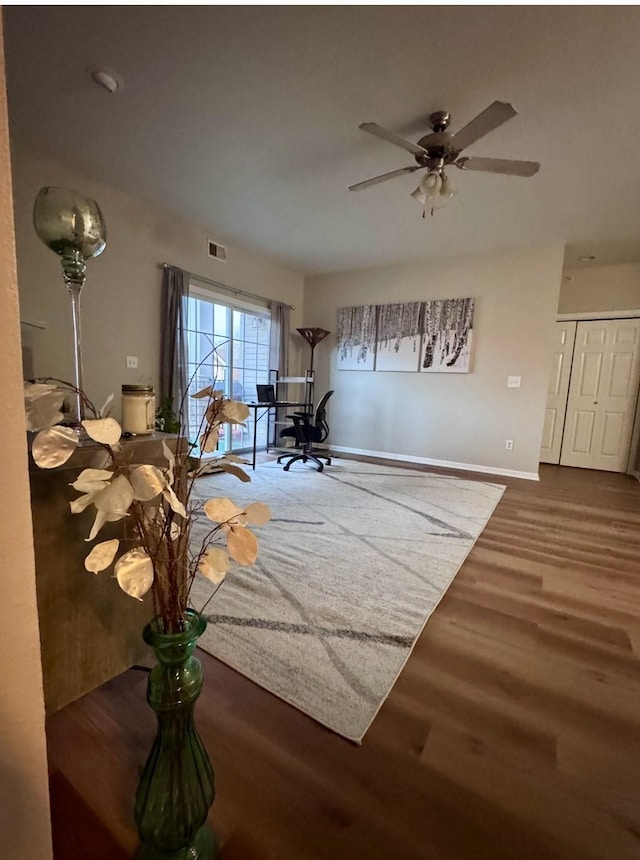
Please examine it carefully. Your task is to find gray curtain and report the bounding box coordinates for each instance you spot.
[269,301,290,377]
[160,265,189,436]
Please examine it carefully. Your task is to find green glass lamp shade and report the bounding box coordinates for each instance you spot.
[33,186,106,262]
[32,186,107,424]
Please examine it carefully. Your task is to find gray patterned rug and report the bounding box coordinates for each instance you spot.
[190,459,505,742]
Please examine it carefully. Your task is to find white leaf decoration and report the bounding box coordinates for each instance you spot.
[84,539,120,574]
[162,439,175,468]
[70,490,99,514]
[199,425,219,454]
[191,386,214,399]
[170,522,181,541]
[162,439,175,485]
[24,382,58,402]
[218,454,251,465]
[219,462,251,482]
[227,526,258,566]
[70,468,113,493]
[32,426,79,469]
[115,548,154,600]
[130,465,166,501]
[221,400,250,422]
[162,485,186,518]
[94,474,135,516]
[244,501,271,526]
[85,509,123,542]
[198,547,230,584]
[25,389,65,432]
[203,498,243,524]
[81,417,122,446]
[99,393,114,418]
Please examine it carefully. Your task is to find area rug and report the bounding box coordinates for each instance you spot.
[189,459,505,742]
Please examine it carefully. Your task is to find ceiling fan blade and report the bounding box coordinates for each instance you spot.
[456,156,540,177]
[349,165,423,192]
[359,122,426,156]
[453,101,517,152]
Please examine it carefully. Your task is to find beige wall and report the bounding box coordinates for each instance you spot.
[0,19,52,858]
[305,243,564,478]
[12,141,305,414]
[559,263,640,314]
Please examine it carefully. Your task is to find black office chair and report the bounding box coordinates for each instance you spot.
[277,390,334,472]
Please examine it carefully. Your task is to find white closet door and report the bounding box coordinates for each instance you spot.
[540,321,576,464]
[560,318,640,471]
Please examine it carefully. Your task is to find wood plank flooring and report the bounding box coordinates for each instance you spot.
[46,462,640,860]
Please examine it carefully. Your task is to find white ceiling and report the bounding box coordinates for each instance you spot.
[5,6,640,275]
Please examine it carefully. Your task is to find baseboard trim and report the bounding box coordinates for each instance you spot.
[328,445,540,481]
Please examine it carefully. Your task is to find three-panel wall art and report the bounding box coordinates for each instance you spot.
[337,297,475,373]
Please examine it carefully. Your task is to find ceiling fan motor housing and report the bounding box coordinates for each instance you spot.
[415,111,459,167]
[415,132,459,169]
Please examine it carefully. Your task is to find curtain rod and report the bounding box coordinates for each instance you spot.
[160,263,295,310]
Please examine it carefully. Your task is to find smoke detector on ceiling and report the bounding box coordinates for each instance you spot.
[90,69,121,93]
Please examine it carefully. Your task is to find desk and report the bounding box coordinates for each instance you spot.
[246,401,307,469]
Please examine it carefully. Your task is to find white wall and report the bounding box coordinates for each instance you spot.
[12,142,305,414]
[305,243,564,479]
[560,263,640,314]
[0,20,52,857]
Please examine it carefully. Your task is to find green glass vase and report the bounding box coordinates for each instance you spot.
[135,610,218,859]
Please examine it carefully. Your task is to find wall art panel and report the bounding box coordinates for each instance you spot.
[420,297,475,373]
[337,304,378,370]
[374,302,423,372]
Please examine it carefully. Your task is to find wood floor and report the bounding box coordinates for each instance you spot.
[46,462,640,860]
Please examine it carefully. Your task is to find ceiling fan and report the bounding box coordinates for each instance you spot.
[349,101,540,216]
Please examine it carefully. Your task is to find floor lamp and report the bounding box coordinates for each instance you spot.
[296,327,331,408]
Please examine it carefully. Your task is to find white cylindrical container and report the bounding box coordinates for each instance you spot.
[121,384,156,435]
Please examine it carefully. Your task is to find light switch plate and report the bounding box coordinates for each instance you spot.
[507,375,521,388]
[126,355,138,369]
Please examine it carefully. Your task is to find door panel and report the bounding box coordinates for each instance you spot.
[540,321,576,464]
[578,352,602,396]
[610,353,633,396]
[572,411,595,454]
[601,412,624,456]
[560,318,640,471]
[584,326,607,346]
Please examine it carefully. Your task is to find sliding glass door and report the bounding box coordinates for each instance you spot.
[186,288,271,455]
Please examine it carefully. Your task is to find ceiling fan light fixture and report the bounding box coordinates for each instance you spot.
[411,171,456,217]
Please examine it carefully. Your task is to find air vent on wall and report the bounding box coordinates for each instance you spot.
[208,239,227,262]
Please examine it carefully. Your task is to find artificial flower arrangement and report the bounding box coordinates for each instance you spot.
[25,378,270,633]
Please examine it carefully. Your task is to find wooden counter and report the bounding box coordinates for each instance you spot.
[29,433,175,713]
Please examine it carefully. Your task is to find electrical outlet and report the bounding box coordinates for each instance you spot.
[505,439,514,451]
[126,355,138,369]
[507,375,521,388]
